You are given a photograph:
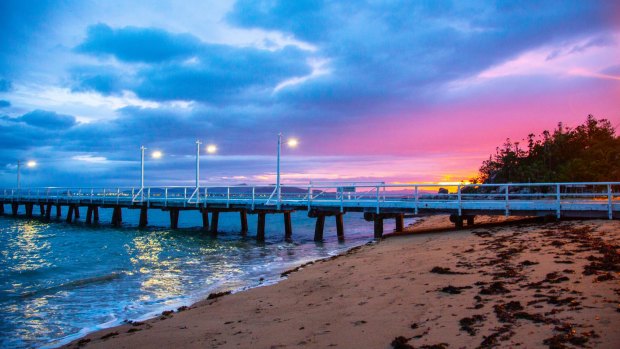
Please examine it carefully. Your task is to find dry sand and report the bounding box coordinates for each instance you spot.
[64,216,620,349]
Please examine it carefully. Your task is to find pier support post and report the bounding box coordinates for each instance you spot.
[395,214,404,232]
[66,205,74,223]
[56,205,61,217]
[210,211,219,235]
[314,214,325,242]
[284,211,293,240]
[201,210,209,231]
[335,213,345,241]
[139,207,148,228]
[45,204,52,220]
[93,206,99,224]
[86,206,93,224]
[74,206,80,220]
[169,209,179,229]
[39,204,45,217]
[257,212,266,241]
[373,216,384,239]
[449,214,464,228]
[12,203,18,216]
[112,206,123,227]
[0,203,4,215]
[25,204,33,218]
[466,215,475,226]
[240,210,248,236]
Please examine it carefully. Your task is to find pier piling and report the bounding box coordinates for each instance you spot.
[112,206,123,227]
[66,205,74,223]
[395,214,404,232]
[25,204,33,218]
[56,205,61,217]
[0,203,4,215]
[284,211,293,240]
[210,211,219,235]
[201,210,209,231]
[373,216,384,238]
[86,206,93,224]
[39,204,45,217]
[45,204,52,220]
[314,214,325,242]
[240,210,248,236]
[74,206,80,220]
[93,206,99,223]
[139,207,148,228]
[257,212,266,241]
[336,213,345,241]
[169,208,179,229]
[11,203,18,216]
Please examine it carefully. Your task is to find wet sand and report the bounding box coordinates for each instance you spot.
[64,216,620,348]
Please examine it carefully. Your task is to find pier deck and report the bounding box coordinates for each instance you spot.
[1,182,618,240]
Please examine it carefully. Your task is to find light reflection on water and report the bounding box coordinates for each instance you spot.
[0,207,395,348]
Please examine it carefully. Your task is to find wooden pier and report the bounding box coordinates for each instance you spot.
[1,182,618,241]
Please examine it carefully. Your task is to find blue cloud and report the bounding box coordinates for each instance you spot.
[0,100,10,108]
[76,23,203,63]
[19,110,77,130]
[69,66,127,95]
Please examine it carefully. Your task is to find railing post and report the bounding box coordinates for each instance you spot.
[505,184,510,217]
[608,184,613,220]
[204,188,208,208]
[457,185,462,216]
[414,186,419,215]
[376,185,380,214]
[556,184,561,219]
[340,187,344,213]
[251,187,255,210]
[184,187,187,207]
[90,188,94,204]
[116,188,120,204]
[147,188,151,205]
[165,188,168,207]
[307,186,312,211]
[102,189,106,204]
[227,187,230,208]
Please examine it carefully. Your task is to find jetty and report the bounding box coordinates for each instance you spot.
[1,182,618,241]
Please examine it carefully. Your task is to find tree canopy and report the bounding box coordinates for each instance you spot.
[475,115,620,183]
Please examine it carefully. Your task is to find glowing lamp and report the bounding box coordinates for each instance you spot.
[151,151,163,159]
[206,144,217,154]
[26,161,37,168]
[287,138,299,148]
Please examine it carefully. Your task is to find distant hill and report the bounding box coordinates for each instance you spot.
[474,115,620,183]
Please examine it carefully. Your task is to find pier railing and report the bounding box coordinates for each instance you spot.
[2,182,619,219]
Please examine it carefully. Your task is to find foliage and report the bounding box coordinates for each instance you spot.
[474,115,620,183]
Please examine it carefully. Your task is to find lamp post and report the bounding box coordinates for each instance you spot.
[195,140,201,188]
[17,160,37,189]
[139,146,162,192]
[276,133,298,209]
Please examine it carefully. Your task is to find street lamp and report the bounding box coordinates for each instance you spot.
[17,160,37,189]
[195,140,218,188]
[276,133,298,208]
[140,146,162,190]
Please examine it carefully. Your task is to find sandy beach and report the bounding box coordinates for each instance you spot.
[64,216,620,349]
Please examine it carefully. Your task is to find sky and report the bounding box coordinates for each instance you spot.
[0,0,619,188]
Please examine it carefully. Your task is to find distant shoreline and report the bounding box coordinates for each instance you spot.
[63,216,620,348]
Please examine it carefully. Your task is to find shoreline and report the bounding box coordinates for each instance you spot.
[63,215,620,348]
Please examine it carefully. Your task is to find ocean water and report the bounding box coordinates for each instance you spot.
[0,205,400,348]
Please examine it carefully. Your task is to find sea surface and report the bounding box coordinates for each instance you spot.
[0,205,401,348]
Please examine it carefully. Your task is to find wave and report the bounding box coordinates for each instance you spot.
[20,272,123,299]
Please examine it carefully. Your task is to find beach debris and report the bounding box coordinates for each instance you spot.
[543,324,599,348]
[177,305,189,312]
[478,325,514,349]
[430,266,468,275]
[519,260,539,266]
[472,231,493,238]
[440,285,472,294]
[281,261,315,277]
[479,282,510,295]
[99,331,119,340]
[419,344,449,349]
[391,336,414,349]
[410,322,419,329]
[127,328,142,333]
[76,338,91,347]
[459,314,486,335]
[207,290,231,300]
[161,310,174,317]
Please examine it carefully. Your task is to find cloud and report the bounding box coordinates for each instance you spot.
[19,109,77,130]
[0,100,10,108]
[76,23,203,63]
